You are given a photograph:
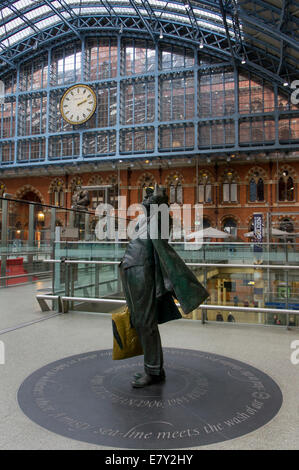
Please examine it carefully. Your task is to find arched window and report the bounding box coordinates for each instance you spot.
[138,173,156,202]
[249,178,257,202]
[249,173,264,202]
[222,171,238,203]
[287,177,294,201]
[107,175,118,209]
[198,173,212,203]
[169,181,183,204]
[88,175,105,210]
[203,217,211,229]
[223,217,237,237]
[166,173,183,204]
[0,182,6,210]
[49,178,65,207]
[278,170,295,202]
[257,178,264,201]
[70,177,83,200]
[278,177,285,201]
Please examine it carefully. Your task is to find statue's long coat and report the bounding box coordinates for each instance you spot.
[120,215,209,325]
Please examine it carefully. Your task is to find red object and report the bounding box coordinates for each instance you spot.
[0,258,37,286]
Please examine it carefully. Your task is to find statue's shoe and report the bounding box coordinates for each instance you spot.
[133,372,143,379]
[131,372,166,388]
[133,369,166,380]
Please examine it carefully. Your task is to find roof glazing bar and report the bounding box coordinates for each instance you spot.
[6,2,41,34]
[54,0,81,21]
[128,0,156,41]
[239,7,299,52]
[43,0,81,39]
[218,0,236,66]
[0,48,16,68]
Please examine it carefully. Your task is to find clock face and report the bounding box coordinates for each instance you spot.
[60,84,97,125]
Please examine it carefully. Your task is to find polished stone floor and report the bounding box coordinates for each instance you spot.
[0,281,298,450]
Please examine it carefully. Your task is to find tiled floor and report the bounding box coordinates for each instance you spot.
[0,282,298,450]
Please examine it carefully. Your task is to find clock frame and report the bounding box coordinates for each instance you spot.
[60,84,97,125]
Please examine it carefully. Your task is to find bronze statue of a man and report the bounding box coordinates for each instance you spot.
[71,185,90,228]
[71,185,90,211]
[119,185,209,388]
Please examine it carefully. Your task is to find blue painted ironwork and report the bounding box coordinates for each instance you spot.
[0,34,298,169]
[0,0,297,87]
[0,2,297,170]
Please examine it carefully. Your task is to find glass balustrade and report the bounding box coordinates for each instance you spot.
[1,196,299,328]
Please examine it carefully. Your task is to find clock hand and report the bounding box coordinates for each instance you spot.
[77,99,88,106]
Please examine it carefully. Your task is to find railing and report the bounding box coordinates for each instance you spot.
[0,195,94,287]
[34,258,299,329]
[2,195,299,326]
[54,240,299,266]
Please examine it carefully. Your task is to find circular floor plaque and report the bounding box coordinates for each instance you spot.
[18,348,282,449]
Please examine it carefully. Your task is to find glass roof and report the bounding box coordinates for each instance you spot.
[0,0,297,86]
[0,0,230,47]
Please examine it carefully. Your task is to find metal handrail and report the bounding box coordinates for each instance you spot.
[53,240,299,245]
[42,294,299,318]
[0,195,93,215]
[62,296,125,303]
[199,304,299,316]
[44,259,299,269]
[0,270,51,280]
[46,259,120,264]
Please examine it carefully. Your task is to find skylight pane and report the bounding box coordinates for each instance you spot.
[107,0,131,3]
[196,19,226,34]
[13,0,36,11]
[4,17,24,33]
[73,0,105,3]
[148,0,167,8]
[0,8,13,20]
[52,1,63,9]
[113,7,136,14]
[25,6,52,21]
[167,2,187,11]
[1,38,10,48]
[36,15,61,30]
[161,12,190,23]
[193,7,223,23]
[78,7,106,14]
[9,26,33,45]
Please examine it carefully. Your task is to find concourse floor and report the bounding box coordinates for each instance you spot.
[0,281,298,450]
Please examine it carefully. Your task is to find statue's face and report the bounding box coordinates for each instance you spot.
[142,188,153,203]
[148,192,168,206]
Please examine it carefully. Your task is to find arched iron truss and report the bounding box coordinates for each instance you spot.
[0,0,298,89]
[0,0,298,174]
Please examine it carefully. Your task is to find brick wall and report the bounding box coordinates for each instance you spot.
[2,159,299,238]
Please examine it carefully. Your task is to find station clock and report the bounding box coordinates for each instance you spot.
[60,84,97,125]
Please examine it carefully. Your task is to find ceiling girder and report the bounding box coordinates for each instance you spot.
[43,0,81,39]
[128,0,156,42]
[0,0,296,89]
[238,7,299,52]
[218,0,236,66]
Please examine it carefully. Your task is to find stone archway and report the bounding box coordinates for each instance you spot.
[15,184,45,205]
[13,185,45,242]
